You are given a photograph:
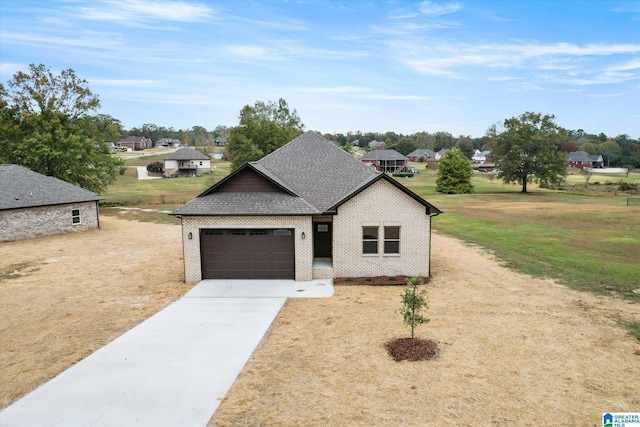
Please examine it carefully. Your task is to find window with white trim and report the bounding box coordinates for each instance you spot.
[72,209,81,225]
[384,226,400,254]
[362,226,378,254]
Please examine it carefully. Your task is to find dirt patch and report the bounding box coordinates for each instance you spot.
[0,217,194,408]
[211,233,640,426]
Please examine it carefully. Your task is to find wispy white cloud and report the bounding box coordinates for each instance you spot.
[90,79,164,87]
[488,76,524,82]
[2,31,123,48]
[587,92,626,98]
[0,62,27,78]
[419,1,461,16]
[395,40,640,81]
[235,17,308,31]
[278,85,429,102]
[75,0,214,26]
[224,45,276,62]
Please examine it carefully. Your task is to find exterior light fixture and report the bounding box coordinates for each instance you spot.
[188,232,193,240]
[301,232,306,240]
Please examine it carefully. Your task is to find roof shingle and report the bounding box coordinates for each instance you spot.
[0,165,100,210]
[165,148,210,161]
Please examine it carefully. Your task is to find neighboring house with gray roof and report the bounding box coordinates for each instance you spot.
[156,138,181,147]
[368,140,385,150]
[164,148,211,177]
[172,131,441,282]
[407,149,435,162]
[567,151,604,169]
[361,149,408,173]
[0,165,101,242]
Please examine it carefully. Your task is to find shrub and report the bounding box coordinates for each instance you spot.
[436,150,474,194]
[146,161,164,173]
[119,167,126,175]
[618,181,638,192]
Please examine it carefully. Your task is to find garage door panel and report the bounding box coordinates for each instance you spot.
[200,229,295,279]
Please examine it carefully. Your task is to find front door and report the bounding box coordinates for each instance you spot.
[313,222,332,258]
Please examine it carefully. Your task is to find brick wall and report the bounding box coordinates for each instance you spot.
[332,179,433,278]
[180,216,313,282]
[0,201,99,242]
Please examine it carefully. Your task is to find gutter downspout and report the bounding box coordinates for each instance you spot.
[96,200,101,229]
[428,209,441,278]
[174,215,187,283]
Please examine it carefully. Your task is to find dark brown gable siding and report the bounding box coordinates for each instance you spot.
[216,168,285,193]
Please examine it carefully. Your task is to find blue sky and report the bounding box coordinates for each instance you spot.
[1,0,639,138]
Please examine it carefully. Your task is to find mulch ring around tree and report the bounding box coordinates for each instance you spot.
[386,338,440,362]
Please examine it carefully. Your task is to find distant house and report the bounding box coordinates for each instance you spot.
[472,150,491,164]
[425,149,450,170]
[164,148,211,177]
[568,151,604,169]
[118,136,152,151]
[361,149,408,173]
[156,138,181,147]
[407,149,435,162]
[214,137,227,146]
[0,165,101,242]
[368,140,386,150]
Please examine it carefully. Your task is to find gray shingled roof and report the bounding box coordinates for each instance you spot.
[173,193,317,215]
[165,148,210,161]
[253,131,380,212]
[407,148,434,158]
[173,131,441,216]
[0,165,100,210]
[567,151,602,162]
[361,149,407,161]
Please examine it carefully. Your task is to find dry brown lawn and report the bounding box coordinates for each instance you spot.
[211,236,640,426]
[1,217,639,425]
[0,217,194,408]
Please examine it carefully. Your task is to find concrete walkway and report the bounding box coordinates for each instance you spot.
[135,166,162,180]
[0,280,333,427]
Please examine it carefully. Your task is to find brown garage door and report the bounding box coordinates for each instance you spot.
[200,229,295,279]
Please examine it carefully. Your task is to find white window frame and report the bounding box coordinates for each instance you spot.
[362,226,379,255]
[72,209,81,225]
[383,226,400,255]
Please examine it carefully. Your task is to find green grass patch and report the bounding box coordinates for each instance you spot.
[99,161,232,223]
[399,171,640,301]
[623,320,640,342]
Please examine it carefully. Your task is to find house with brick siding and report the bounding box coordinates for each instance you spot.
[172,131,441,282]
[0,165,101,242]
[407,148,435,162]
[118,136,152,151]
[361,149,408,173]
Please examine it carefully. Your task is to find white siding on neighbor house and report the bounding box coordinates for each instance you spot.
[0,201,99,242]
[164,159,211,173]
[164,159,179,170]
[332,179,432,278]
[180,216,313,283]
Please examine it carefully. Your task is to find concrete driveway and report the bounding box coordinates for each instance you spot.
[0,279,333,427]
